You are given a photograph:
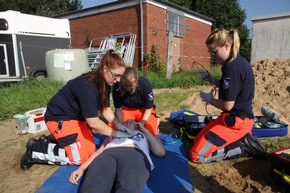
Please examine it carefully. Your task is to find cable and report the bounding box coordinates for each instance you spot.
[192,61,217,115]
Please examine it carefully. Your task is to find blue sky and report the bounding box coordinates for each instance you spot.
[81,0,290,30]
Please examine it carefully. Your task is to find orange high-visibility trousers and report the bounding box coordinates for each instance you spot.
[46,120,96,165]
[189,112,254,163]
[121,107,159,135]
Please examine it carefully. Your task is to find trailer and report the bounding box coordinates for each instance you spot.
[0,10,71,82]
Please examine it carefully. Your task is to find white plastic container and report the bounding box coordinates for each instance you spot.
[13,114,28,135]
[25,108,48,134]
[45,49,89,82]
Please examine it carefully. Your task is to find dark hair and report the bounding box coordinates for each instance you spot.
[119,67,139,96]
[206,28,240,62]
[82,49,126,113]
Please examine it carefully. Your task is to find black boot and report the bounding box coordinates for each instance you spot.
[240,133,267,159]
[38,134,57,143]
[20,138,37,170]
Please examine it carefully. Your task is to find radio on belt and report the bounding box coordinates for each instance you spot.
[25,108,48,134]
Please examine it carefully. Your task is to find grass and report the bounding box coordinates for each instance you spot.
[0,67,222,121]
[0,79,64,120]
[154,89,196,117]
[144,66,222,88]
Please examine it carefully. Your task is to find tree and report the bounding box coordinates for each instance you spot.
[169,0,251,62]
[169,0,192,9]
[0,0,82,17]
[193,0,251,61]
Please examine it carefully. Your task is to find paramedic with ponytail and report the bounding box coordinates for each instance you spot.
[190,28,266,163]
[20,49,133,170]
[112,67,159,136]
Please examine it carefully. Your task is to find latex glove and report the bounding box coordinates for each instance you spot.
[115,130,133,138]
[116,123,133,135]
[199,70,216,83]
[200,89,214,103]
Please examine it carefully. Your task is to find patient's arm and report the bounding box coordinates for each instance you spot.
[135,122,166,157]
[68,137,110,184]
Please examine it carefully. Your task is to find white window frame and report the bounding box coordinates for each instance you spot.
[166,9,185,38]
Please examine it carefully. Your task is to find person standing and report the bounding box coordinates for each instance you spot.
[69,120,166,193]
[112,67,160,135]
[190,28,266,163]
[20,49,133,170]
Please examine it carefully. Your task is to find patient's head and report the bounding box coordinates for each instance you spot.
[123,120,137,130]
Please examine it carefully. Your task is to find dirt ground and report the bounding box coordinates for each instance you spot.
[0,58,289,193]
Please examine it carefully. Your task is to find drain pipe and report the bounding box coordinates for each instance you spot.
[139,0,144,70]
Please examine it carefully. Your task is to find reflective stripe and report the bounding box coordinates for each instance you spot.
[226,146,242,158]
[196,141,212,163]
[47,143,57,161]
[57,148,69,165]
[214,148,225,162]
[32,143,70,165]
[198,141,212,157]
[69,143,81,165]
[203,148,225,163]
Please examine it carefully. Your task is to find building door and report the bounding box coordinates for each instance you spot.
[0,44,9,76]
[172,37,180,71]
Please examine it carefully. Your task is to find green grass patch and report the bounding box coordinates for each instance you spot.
[0,79,64,120]
[0,67,222,121]
[144,66,222,89]
[154,89,195,117]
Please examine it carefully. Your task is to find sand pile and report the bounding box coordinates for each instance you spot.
[252,58,290,120]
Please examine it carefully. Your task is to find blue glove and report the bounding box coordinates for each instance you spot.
[116,123,133,135]
[200,89,214,103]
[199,70,216,83]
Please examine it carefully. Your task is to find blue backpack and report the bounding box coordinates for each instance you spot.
[170,110,199,127]
[170,110,217,141]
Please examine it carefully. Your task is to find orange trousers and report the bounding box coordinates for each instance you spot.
[121,107,159,136]
[189,112,254,163]
[46,120,96,165]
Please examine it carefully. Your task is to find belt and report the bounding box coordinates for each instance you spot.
[229,111,254,120]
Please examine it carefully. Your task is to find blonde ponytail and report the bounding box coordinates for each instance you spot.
[206,28,241,62]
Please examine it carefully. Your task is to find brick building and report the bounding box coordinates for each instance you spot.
[55,0,213,70]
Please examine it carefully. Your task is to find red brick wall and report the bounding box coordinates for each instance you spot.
[143,3,211,69]
[69,7,140,68]
[181,17,211,68]
[143,4,167,59]
[69,3,211,70]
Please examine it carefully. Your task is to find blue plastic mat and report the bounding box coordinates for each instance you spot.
[36,133,194,193]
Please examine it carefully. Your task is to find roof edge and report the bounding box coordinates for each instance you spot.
[251,11,290,22]
[54,0,214,23]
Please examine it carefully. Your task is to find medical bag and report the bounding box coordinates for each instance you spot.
[271,147,290,186]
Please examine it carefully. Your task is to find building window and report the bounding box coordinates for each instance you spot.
[166,9,184,38]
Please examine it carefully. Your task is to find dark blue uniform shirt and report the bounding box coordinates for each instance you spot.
[45,77,109,121]
[113,77,154,109]
[219,54,255,115]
